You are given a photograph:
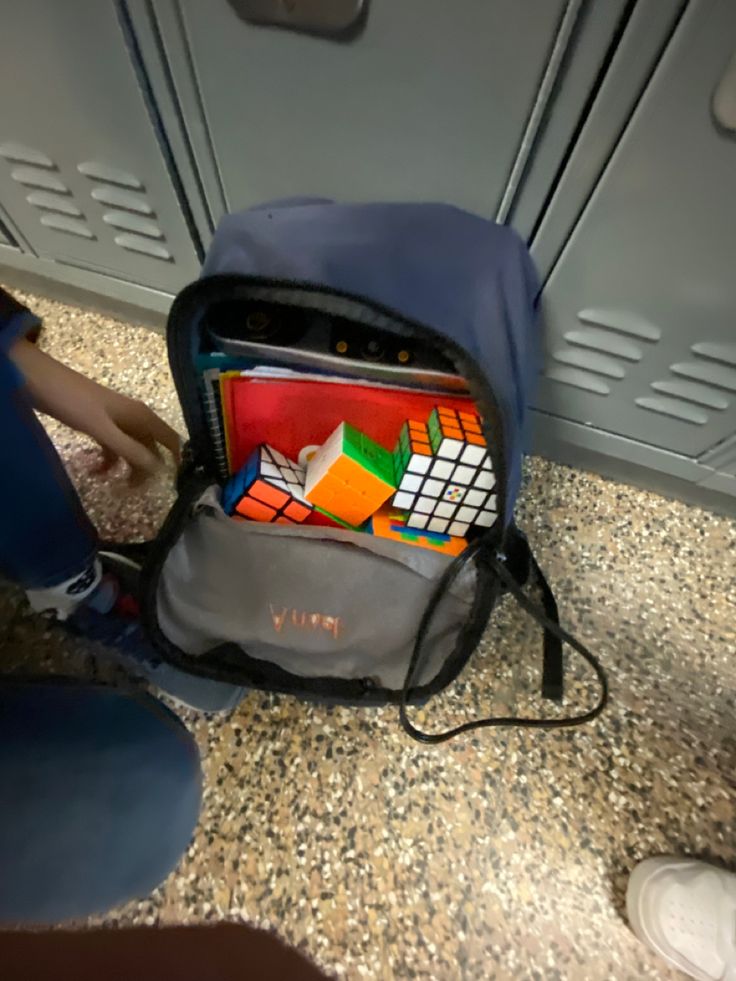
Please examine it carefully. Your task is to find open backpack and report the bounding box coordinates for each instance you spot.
[140,200,607,741]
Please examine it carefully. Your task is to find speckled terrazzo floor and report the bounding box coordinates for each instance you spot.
[1,288,734,980]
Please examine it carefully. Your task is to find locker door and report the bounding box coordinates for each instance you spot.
[0,1,200,293]
[159,0,571,220]
[537,0,736,461]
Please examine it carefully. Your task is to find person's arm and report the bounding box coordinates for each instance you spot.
[9,336,180,482]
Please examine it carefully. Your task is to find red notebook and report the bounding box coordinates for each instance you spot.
[221,375,475,473]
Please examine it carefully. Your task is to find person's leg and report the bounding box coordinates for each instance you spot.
[0,288,94,595]
[0,315,246,712]
[0,346,100,612]
[0,679,202,923]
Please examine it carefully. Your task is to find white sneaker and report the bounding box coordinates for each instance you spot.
[627,857,736,980]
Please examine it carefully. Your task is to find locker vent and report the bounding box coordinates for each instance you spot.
[543,366,611,395]
[91,186,153,214]
[38,214,94,239]
[634,396,708,425]
[577,308,661,341]
[25,191,82,217]
[689,341,736,367]
[552,348,626,379]
[78,159,172,262]
[543,308,658,397]
[0,142,54,168]
[637,340,735,425]
[0,142,95,240]
[560,327,643,362]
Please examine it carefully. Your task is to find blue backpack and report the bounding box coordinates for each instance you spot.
[142,201,607,741]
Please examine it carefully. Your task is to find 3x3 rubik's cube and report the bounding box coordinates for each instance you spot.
[222,445,313,524]
[222,406,497,549]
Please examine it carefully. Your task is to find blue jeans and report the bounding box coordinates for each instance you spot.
[0,680,201,923]
[0,316,98,590]
[0,290,247,712]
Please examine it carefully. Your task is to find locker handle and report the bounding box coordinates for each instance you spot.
[713,52,736,135]
[227,0,368,38]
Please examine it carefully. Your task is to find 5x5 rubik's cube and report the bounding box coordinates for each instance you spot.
[392,407,497,537]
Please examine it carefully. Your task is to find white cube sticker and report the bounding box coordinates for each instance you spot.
[452,464,475,484]
[428,516,449,533]
[438,438,462,460]
[474,470,495,490]
[460,444,486,466]
[464,489,487,507]
[393,491,416,509]
[423,478,445,497]
[430,459,454,479]
[400,473,423,493]
[407,513,428,529]
[407,455,431,475]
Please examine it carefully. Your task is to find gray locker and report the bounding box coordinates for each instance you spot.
[535,0,736,497]
[151,0,577,221]
[0,1,200,293]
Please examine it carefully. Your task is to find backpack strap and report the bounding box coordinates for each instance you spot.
[503,526,564,702]
[399,533,608,743]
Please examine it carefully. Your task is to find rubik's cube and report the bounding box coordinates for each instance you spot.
[369,507,466,556]
[223,444,313,524]
[305,422,396,527]
[392,406,497,538]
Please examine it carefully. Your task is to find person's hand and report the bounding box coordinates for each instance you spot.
[10,338,180,483]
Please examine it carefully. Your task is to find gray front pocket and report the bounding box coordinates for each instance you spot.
[156,488,476,690]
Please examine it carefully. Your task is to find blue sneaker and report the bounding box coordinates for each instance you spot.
[65,550,246,714]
